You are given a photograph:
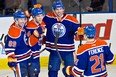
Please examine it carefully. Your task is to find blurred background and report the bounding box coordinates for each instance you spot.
[0,0,115,16]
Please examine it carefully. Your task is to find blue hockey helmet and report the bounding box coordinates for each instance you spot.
[84,25,96,38]
[31,8,45,16]
[52,0,64,9]
[14,10,26,19]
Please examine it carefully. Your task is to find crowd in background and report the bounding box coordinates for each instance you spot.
[0,0,115,16]
[0,0,33,16]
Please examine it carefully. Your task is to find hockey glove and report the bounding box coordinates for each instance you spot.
[78,27,84,35]
[8,56,17,62]
[66,66,72,75]
[8,62,17,68]
[33,27,43,38]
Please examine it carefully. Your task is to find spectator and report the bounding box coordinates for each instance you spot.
[86,0,105,12]
[0,0,5,15]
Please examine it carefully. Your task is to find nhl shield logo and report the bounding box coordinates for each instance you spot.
[52,23,66,38]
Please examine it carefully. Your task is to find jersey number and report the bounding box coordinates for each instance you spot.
[90,53,105,73]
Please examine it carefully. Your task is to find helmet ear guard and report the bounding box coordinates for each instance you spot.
[52,0,65,10]
[84,25,96,38]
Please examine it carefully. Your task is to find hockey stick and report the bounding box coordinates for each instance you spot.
[109,43,111,49]
[54,31,64,65]
[54,24,71,77]
[13,68,17,77]
[10,67,18,77]
[40,48,46,53]
[73,0,84,77]
[0,34,4,40]
[73,0,83,47]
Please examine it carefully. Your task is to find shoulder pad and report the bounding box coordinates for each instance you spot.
[41,21,46,27]
[46,12,56,18]
[96,39,107,45]
[65,15,79,24]
[26,20,38,29]
[8,24,22,38]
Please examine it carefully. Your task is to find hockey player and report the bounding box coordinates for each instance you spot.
[26,8,46,77]
[42,0,80,77]
[66,25,115,77]
[5,10,32,77]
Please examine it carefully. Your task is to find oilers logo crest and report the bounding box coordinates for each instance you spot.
[52,23,66,38]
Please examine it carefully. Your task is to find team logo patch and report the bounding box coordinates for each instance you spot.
[52,23,66,38]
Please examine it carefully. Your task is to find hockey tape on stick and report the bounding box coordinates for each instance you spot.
[40,48,46,53]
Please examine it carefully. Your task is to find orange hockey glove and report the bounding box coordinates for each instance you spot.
[7,54,17,69]
[66,66,72,75]
[34,3,42,8]
[24,10,30,18]
[8,54,17,62]
[78,27,84,35]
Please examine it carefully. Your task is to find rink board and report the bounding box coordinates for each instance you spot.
[0,55,116,70]
[0,13,116,70]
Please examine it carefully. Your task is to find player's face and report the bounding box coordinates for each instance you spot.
[54,7,64,18]
[34,14,44,24]
[15,18,27,28]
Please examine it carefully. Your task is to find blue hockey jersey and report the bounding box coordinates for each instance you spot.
[5,23,31,62]
[26,20,46,59]
[70,39,114,77]
[43,12,80,53]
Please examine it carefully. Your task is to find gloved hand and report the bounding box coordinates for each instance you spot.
[78,27,84,35]
[8,62,17,68]
[66,66,72,75]
[7,54,17,67]
[33,27,43,38]
[8,56,17,62]
[24,10,30,18]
